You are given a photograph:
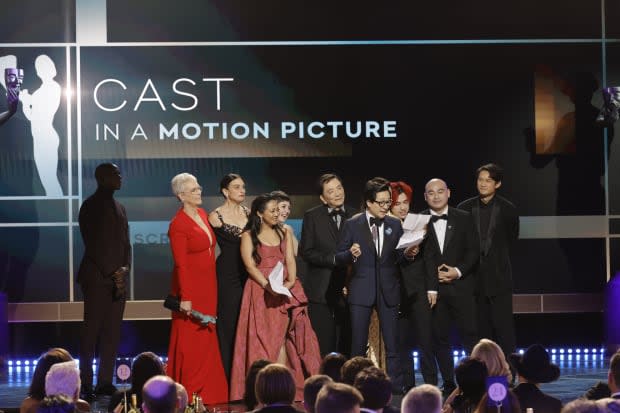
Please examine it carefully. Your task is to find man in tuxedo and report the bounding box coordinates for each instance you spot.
[335,177,416,393]
[422,178,479,394]
[457,164,519,360]
[300,173,356,355]
[78,163,131,399]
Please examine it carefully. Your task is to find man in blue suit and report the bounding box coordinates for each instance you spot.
[336,177,416,393]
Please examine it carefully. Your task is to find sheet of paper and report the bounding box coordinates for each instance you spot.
[268,261,292,297]
[396,229,427,249]
[402,213,431,232]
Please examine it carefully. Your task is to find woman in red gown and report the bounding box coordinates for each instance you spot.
[166,173,228,404]
[230,193,321,401]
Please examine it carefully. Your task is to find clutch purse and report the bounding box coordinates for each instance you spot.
[163,294,217,326]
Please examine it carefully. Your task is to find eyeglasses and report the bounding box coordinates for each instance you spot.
[183,185,203,194]
[372,200,392,207]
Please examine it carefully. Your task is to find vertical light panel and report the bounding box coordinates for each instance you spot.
[75,0,107,45]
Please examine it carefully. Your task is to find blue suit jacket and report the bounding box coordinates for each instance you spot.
[335,212,404,307]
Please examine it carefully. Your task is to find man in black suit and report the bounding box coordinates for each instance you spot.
[300,173,356,356]
[336,177,416,392]
[422,178,479,394]
[457,164,519,360]
[78,163,131,399]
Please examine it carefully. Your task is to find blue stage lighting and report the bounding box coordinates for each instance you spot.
[453,351,459,356]
[559,349,565,354]
[576,349,581,353]
[567,349,573,354]
[584,349,589,353]
[551,348,556,354]
[413,351,419,357]
[16,360,21,365]
[8,360,13,366]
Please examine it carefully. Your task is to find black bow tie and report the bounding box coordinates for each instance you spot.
[329,208,344,217]
[430,214,448,223]
[369,217,384,227]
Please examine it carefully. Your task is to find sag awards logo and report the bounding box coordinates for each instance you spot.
[1,53,63,197]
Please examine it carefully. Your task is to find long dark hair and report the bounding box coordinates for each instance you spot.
[244,193,284,265]
[130,352,165,405]
[29,348,73,400]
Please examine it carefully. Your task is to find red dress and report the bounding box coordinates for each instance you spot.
[166,208,228,404]
[229,240,321,401]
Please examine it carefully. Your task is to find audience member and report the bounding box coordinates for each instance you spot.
[341,357,375,385]
[108,351,166,412]
[36,395,75,413]
[175,382,188,413]
[142,375,178,413]
[316,383,363,413]
[445,358,488,413]
[320,353,347,382]
[254,364,301,413]
[608,351,620,399]
[471,339,512,382]
[474,391,521,413]
[304,375,334,413]
[21,349,89,413]
[244,359,272,411]
[353,366,393,413]
[510,344,563,413]
[401,384,442,413]
[45,361,81,401]
[562,399,602,413]
[595,398,620,412]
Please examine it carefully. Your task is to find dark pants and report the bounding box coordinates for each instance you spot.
[407,291,437,385]
[350,294,402,390]
[308,299,351,357]
[476,293,516,358]
[434,293,478,388]
[398,296,416,389]
[79,277,125,390]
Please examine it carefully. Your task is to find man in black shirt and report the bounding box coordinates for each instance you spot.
[78,163,131,399]
[458,163,519,360]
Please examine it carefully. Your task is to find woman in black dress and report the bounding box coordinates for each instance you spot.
[208,173,249,382]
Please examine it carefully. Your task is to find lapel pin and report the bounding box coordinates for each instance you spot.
[385,226,392,235]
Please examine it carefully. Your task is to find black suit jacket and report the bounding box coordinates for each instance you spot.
[335,213,404,307]
[422,207,479,296]
[457,195,518,296]
[513,383,562,413]
[299,204,356,304]
[77,188,131,284]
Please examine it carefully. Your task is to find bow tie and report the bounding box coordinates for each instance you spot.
[369,217,384,227]
[430,214,448,223]
[329,208,344,217]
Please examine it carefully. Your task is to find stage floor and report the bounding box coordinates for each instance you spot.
[0,353,609,410]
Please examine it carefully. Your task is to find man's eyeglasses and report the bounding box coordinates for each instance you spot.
[372,200,392,207]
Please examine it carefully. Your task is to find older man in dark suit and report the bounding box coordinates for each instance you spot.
[300,173,356,356]
[336,177,416,393]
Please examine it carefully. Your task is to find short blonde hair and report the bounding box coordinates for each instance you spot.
[171,173,197,196]
[45,361,80,400]
[471,339,511,381]
[255,364,296,405]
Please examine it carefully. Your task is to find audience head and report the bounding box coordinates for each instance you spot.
[389,181,413,220]
[304,375,333,413]
[424,178,450,213]
[363,177,391,219]
[608,350,620,393]
[472,339,512,381]
[244,359,272,410]
[318,173,345,209]
[562,399,603,413]
[255,363,296,406]
[401,384,442,413]
[270,190,292,224]
[509,344,560,384]
[474,390,521,413]
[131,352,166,404]
[353,366,392,410]
[316,382,363,413]
[29,348,73,400]
[45,361,80,400]
[219,173,246,203]
[453,357,488,409]
[595,398,620,413]
[341,356,375,385]
[175,382,188,413]
[36,394,75,413]
[319,352,347,382]
[142,375,178,413]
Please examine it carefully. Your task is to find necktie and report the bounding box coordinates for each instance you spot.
[430,214,447,224]
[330,209,344,228]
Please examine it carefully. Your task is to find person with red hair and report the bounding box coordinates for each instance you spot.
[389,181,413,221]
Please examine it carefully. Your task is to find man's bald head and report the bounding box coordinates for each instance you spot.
[142,375,177,413]
[424,178,447,192]
[424,178,450,213]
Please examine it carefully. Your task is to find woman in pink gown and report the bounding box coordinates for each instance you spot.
[230,193,321,401]
[166,173,228,404]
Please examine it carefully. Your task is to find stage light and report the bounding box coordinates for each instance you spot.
[600,348,605,353]
[25,360,30,365]
[592,348,597,354]
[413,351,419,357]
[16,360,21,365]
[551,348,557,354]
[519,349,524,354]
[559,349,565,354]
[453,351,459,356]
[461,350,466,356]
[576,349,581,353]
[567,349,573,354]
[584,349,589,353]
[8,360,13,366]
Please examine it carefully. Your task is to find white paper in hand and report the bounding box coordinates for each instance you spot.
[268,261,292,297]
[397,213,432,249]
